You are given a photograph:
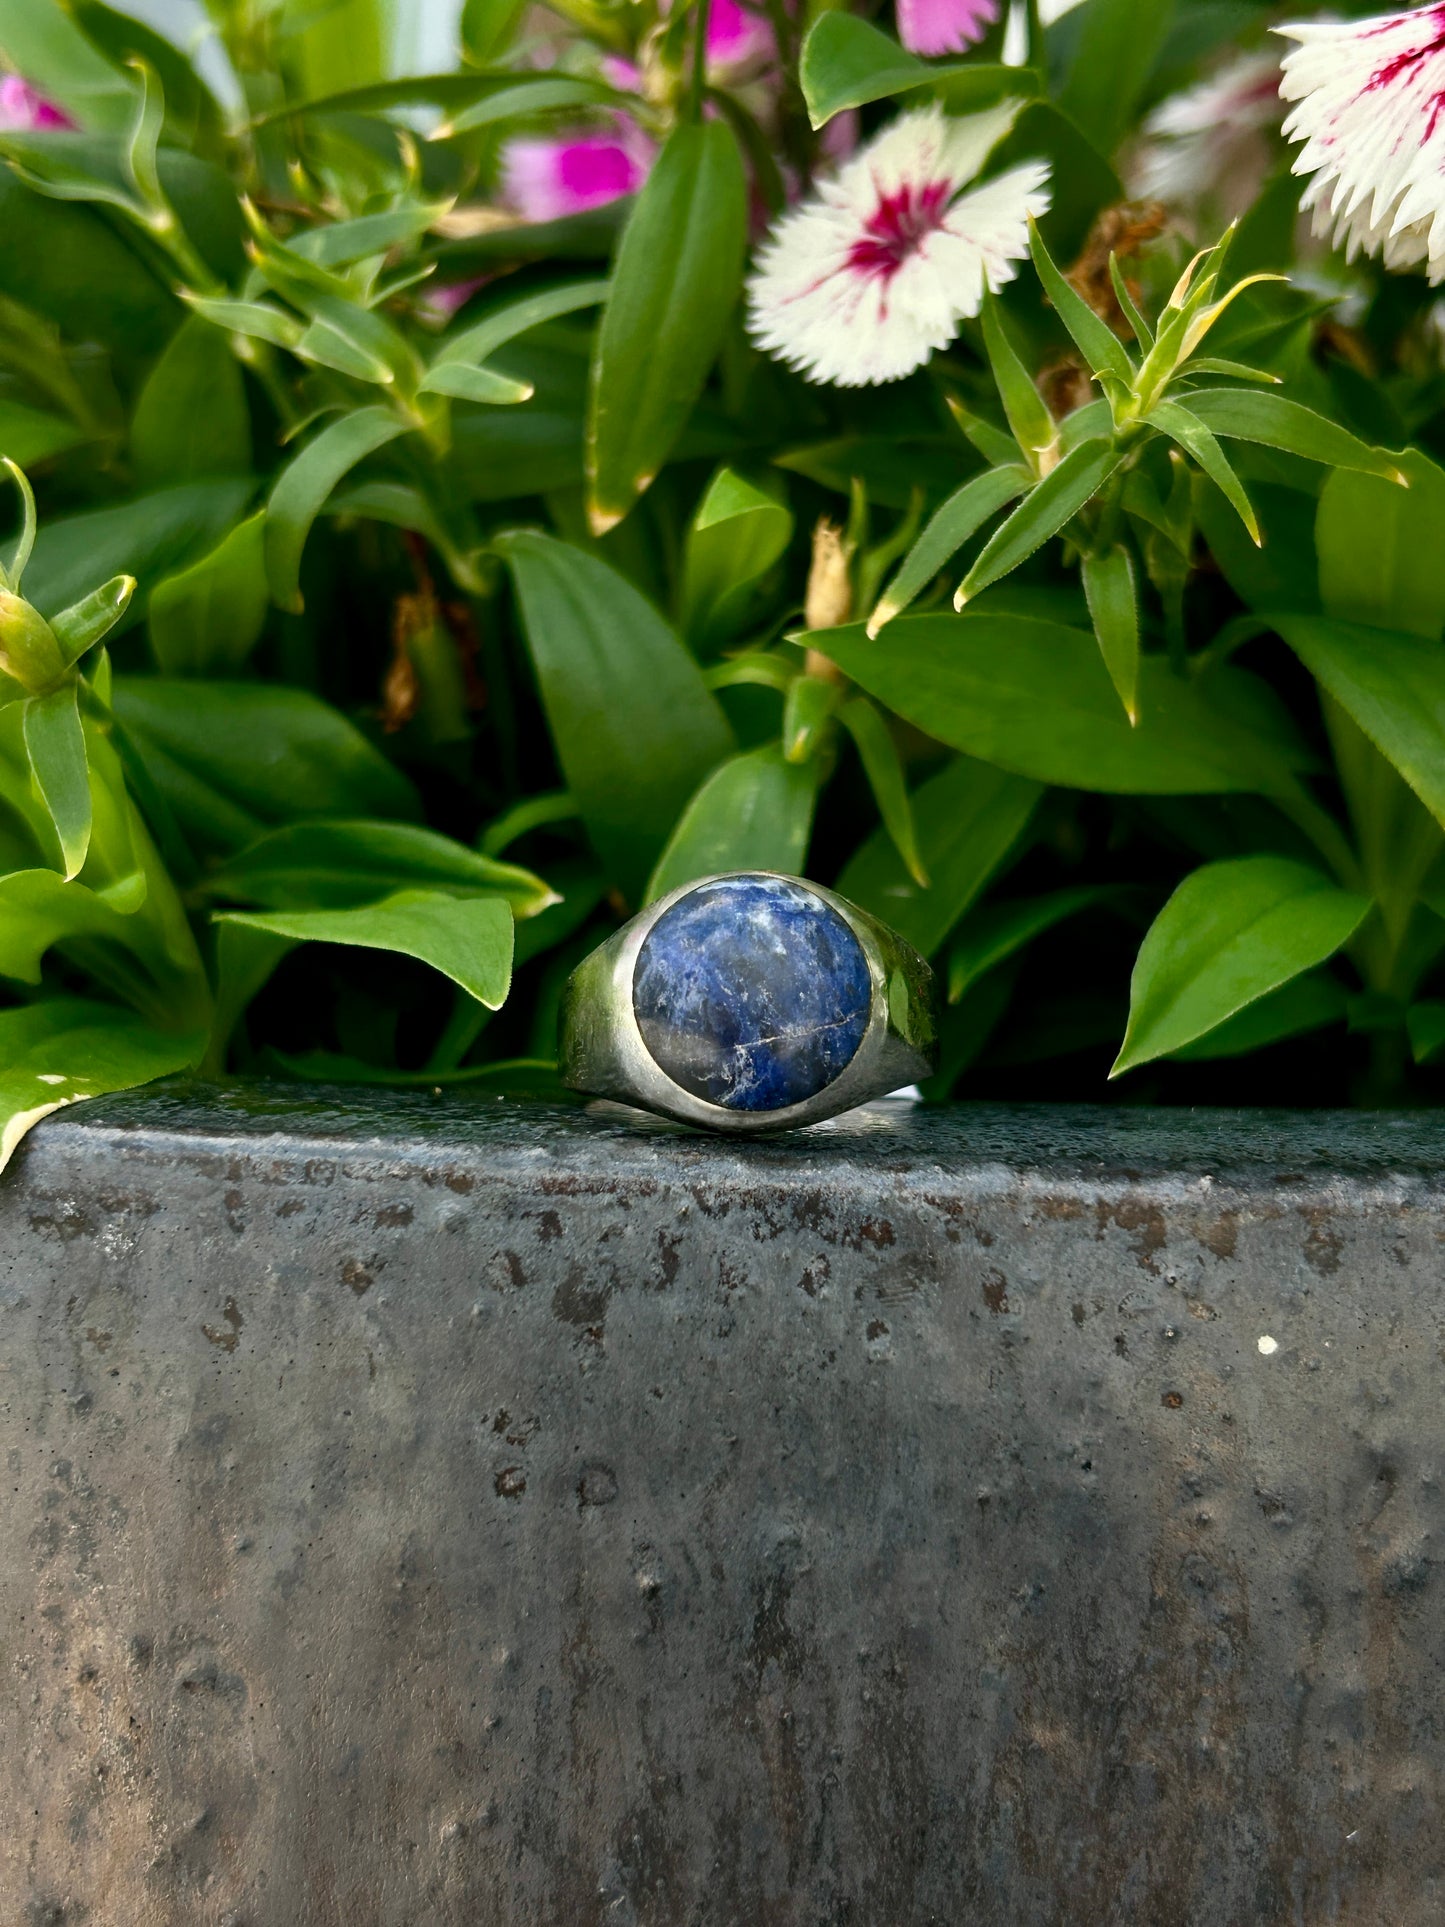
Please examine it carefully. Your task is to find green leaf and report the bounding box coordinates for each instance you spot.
[0,996,201,1175]
[681,467,793,649]
[1150,399,1259,545]
[645,745,820,902]
[869,466,1030,634]
[1028,216,1134,386]
[437,75,623,137]
[982,294,1056,462]
[290,203,452,269]
[959,441,1125,605]
[837,754,1042,958]
[1058,0,1177,152]
[113,678,420,856]
[798,13,1035,128]
[1113,855,1370,1074]
[52,576,135,666]
[1182,388,1406,484]
[496,529,734,900]
[0,865,145,984]
[811,613,1316,796]
[1276,616,1445,829]
[462,0,529,61]
[216,890,515,1010]
[1316,450,1445,641]
[948,886,1122,1002]
[149,512,268,676]
[23,682,90,878]
[203,819,556,920]
[1081,545,1140,724]
[24,479,254,621]
[429,277,610,374]
[417,362,533,405]
[838,697,927,887]
[0,399,91,468]
[586,119,747,533]
[782,673,841,762]
[1170,971,1348,1061]
[265,406,410,612]
[181,293,305,351]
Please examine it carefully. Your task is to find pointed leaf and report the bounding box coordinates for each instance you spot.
[586,119,747,532]
[495,529,734,899]
[52,576,136,666]
[870,466,1029,634]
[1182,388,1407,483]
[113,678,420,857]
[1029,216,1133,386]
[645,746,820,902]
[417,362,533,404]
[982,294,1055,460]
[1081,545,1140,724]
[182,293,305,350]
[681,467,793,649]
[959,440,1124,605]
[203,819,555,920]
[0,866,146,985]
[838,754,1042,957]
[265,406,410,612]
[1113,855,1369,1074]
[216,889,515,1011]
[838,697,927,886]
[24,681,90,877]
[810,613,1317,796]
[1150,399,1259,545]
[799,13,1035,127]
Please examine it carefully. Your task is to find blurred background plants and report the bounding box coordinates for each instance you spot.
[4,0,1445,1163]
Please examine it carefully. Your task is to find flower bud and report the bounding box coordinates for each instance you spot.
[0,591,63,691]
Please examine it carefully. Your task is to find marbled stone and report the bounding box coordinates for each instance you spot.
[632,874,872,1111]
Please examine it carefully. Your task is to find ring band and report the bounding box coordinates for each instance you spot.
[558,871,937,1133]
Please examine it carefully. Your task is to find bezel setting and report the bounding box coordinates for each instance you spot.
[558,870,938,1134]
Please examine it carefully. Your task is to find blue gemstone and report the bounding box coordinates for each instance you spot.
[632,874,872,1112]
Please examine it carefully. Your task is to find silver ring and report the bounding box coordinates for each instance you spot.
[558,870,937,1133]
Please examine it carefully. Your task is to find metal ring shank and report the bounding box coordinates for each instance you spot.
[557,873,937,1133]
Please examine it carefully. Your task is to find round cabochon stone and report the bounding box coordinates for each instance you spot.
[632,874,872,1112]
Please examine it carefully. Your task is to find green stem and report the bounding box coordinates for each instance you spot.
[691,0,713,121]
[1274,786,1366,894]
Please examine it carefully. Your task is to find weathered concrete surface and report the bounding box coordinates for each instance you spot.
[3,1087,1445,1926]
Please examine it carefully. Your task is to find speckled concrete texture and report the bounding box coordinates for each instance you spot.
[3,1086,1444,1925]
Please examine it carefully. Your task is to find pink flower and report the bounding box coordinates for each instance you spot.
[500,121,655,223]
[748,103,1050,386]
[0,75,73,132]
[897,0,998,57]
[1279,4,1445,281]
[705,0,773,72]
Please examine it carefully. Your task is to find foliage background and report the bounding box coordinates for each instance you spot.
[3,0,1445,1160]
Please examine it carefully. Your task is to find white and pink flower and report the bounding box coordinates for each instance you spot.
[746,103,1050,387]
[1279,3,1445,281]
[500,120,655,223]
[1132,51,1282,220]
[0,75,72,132]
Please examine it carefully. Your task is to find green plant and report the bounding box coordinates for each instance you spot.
[5,0,1445,1165]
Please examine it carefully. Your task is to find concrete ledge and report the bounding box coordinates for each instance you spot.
[3,1087,1444,1925]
